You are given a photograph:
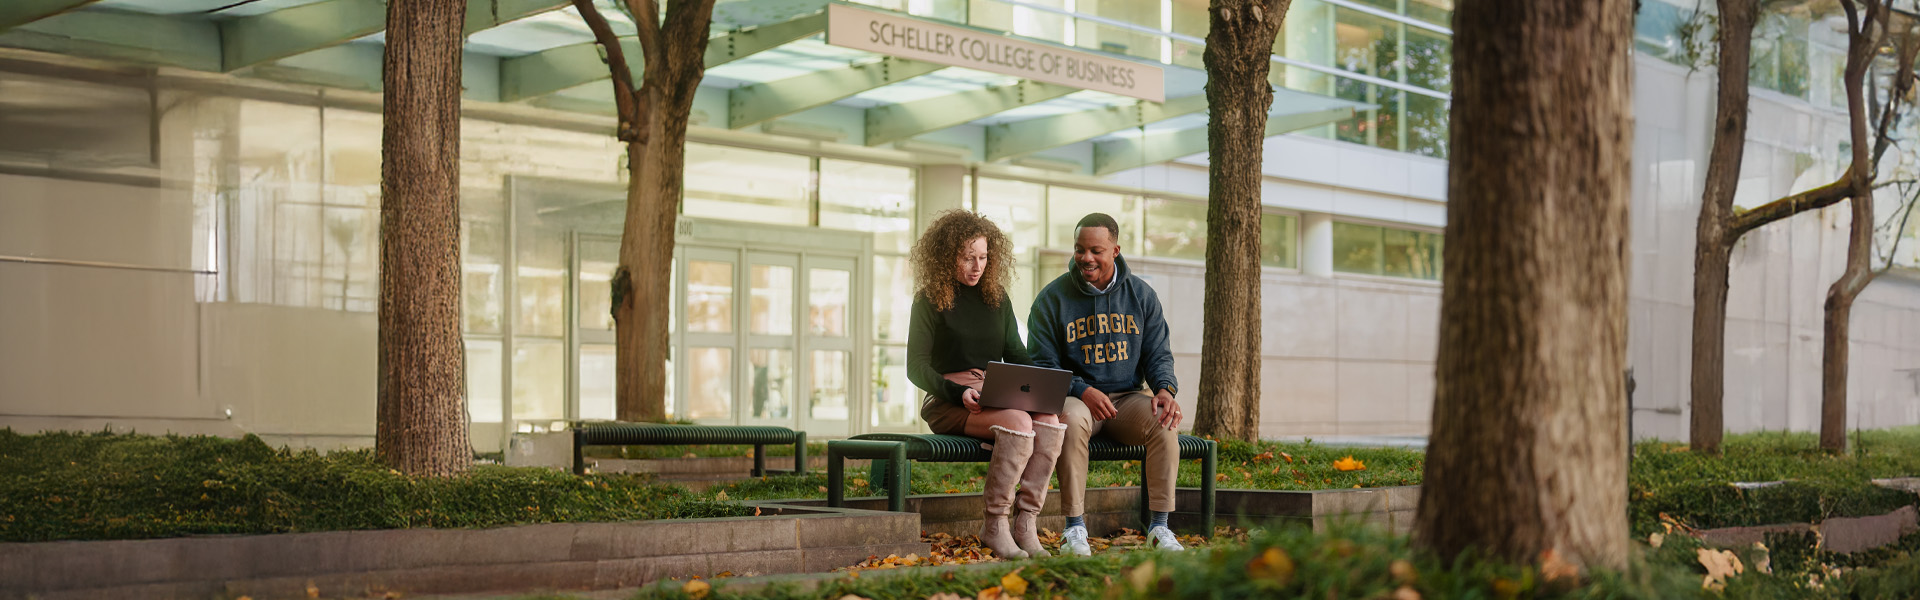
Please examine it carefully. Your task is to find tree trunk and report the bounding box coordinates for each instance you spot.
[1193,0,1286,442]
[376,0,470,477]
[607,3,715,423]
[1413,0,1634,571]
[1822,194,1876,452]
[1688,0,1757,456]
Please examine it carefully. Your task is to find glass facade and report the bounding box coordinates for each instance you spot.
[1332,221,1443,281]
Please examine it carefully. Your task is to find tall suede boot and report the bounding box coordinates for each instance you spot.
[1013,421,1067,557]
[981,425,1035,560]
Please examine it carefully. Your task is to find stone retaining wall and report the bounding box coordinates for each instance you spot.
[0,505,919,600]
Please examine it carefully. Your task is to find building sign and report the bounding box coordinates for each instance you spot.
[826,3,1166,103]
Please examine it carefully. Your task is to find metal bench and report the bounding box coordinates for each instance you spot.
[826,433,1217,532]
[571,422,806,477]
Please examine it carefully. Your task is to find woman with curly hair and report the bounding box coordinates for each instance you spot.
[908,210,1064,560]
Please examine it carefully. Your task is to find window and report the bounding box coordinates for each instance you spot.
[1332,221,1442,280]
[683,143,812,226]
[1143,198,1208,262]
[820,159,916,253]
[1260,213,1299,269]
[1047,186,1143,254]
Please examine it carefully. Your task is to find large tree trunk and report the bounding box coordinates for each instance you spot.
[1414,0,1633,570]
[1688,0,1757,456]
[376,0,470,477]
[1822,194,1877,452]
[1192,0,1286,442]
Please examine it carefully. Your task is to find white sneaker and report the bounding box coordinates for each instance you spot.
[1061,524,1093,556]
[1147,526,1185,552]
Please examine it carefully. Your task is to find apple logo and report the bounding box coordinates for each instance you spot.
[1020,384,1032,392]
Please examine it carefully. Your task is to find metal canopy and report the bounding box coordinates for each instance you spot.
[0,0,1377,173]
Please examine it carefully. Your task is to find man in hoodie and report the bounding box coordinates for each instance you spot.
[1027,213,1185,555]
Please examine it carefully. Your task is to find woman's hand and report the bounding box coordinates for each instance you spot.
[961,388,983,413]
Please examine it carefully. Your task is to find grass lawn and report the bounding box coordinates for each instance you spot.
[627,521,1920,600]
[0,430,747,542]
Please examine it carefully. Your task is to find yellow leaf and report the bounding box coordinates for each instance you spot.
[683,579,711,599]
[1001,568,1029,596]
[1697,548,1744,590]
[305,581,320,599]
[1245,547,1295,585]
[1389,559,1418,584]
[1127,559,1157,591]
[976,585,1003,600]
[1333,456,1366,471]
[1215,473,1228,482]
[715,490,729,501]
[1491,578,1521,600]
[1648,532,1664,548]
[1539,549,1579,583]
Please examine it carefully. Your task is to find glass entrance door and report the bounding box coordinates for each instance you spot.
[800,256,857,434]
[565,224,869,438]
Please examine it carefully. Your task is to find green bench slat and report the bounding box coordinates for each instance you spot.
[827,433,1216,533]
[572,423,807,477]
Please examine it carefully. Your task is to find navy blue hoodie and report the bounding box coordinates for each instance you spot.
[1025,254,1179,400]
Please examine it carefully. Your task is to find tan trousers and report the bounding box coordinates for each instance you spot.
[1058,390,1178,516]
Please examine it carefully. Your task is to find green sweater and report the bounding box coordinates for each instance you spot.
[906,283,1033,403]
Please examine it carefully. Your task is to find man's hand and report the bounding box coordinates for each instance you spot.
[1082,387,1118,421]
[1153,389,1182,430]
[962,388,983,414]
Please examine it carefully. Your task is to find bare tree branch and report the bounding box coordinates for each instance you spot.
[571,0,641,143]
[625,0,662,72]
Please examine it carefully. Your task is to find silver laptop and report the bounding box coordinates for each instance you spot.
[979,361,1072,414]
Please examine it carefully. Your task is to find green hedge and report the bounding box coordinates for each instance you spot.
[0,430,747,542]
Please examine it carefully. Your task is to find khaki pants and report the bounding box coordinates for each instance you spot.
[1058,390,1178,516]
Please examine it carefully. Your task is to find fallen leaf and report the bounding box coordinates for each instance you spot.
[1393,586,1421,600]
[305,581,320,599]
[819,486,829,493]
[928,594,966,600]
[1389,559,1418,584]
[1280,451,1294,463]
[1697,548,1744,590]
[755,506,763,516]
[715,490,729,501]
[1001,568,1029,596]
[1253,451,1274,462]
[1333,456,1366,471]
[1215,473,1228,482]
[1245,547,1295,585]
[975,585,1003,600]
[836,595,871,600]
[1648,532,1664,548]
[684,579,711,599]
[1491,578,1521,600]
[1539,548,1579,583]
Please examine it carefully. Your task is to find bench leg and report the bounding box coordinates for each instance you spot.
[1201,441,1217,536]
[753,445,767,478]
[572,428,585,475]
[887,443,909,513]
[794,433,807,475]
[1138,472,1150,531]
[827,445,847,508]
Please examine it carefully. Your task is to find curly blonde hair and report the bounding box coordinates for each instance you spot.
[910,210,1016,312]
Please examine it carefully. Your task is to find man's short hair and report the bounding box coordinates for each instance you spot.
[1075,213,1120,243]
